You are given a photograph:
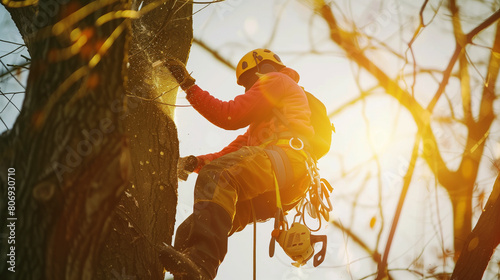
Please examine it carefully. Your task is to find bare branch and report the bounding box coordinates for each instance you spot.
[467,8,500,42]
[426,8,500,113]
[449,0,473,124]
[0,61,30,79]
[0,38,25,46]
[193,38,236,70]
[328,88,375,118]
[332,220,382,265]
[264,0,288,49]
[377,133,421,279]
[478,20,500,128]
[0,57,25,90]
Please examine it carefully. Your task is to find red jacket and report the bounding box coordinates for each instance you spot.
[186,67,314,172]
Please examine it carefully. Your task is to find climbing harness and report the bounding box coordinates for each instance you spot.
[265,137,333,268]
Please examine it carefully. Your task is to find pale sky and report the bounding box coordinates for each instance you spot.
[174,1,500,279]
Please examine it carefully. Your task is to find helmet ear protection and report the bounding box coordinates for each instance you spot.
[257,62,277,74]
[236,48,285,86]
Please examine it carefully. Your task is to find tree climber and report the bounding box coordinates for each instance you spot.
[159,49,318,280]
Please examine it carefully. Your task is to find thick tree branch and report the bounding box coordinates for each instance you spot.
[449,0,473,124]
[451,174,500,280]
[467,9,500,42]
[477,20,500,131]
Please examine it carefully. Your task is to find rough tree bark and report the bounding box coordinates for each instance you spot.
[95,1,192,279]
[451,174,500,280]
[0,0,192,279]
[0,0,132,278]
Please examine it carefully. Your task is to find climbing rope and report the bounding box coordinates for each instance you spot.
[251,200,257,280]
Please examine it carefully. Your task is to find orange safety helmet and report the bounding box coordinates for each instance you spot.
[236,48,285,85]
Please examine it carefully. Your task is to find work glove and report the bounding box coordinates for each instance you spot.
[164,58,196,91]
[177,155,199,181]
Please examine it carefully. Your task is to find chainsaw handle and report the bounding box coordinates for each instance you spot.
[310,234,327,267]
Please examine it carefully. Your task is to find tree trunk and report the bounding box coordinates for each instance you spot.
[1,0,131,278]
[451,174,500,279]
[0,0,192,279]
[94,1,192,279]
[449,187,473,261]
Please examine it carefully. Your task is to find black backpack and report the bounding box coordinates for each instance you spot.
[304,90,334,160]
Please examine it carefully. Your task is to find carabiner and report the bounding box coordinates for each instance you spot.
[289,137,304,151]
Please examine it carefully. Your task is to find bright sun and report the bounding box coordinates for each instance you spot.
[367,121,394,156]
[335,97,406,167]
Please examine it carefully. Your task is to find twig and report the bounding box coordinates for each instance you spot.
[377,133,421,279]
[0,116,9,131]
[0,39,25,46]
[0,58,25,89]
[328,89,375,118]
[0,61,30,79]
[193,38,236,70]
[0,89,21,113]
[332,220,382,265]
[264,0,288,48]
[427,8,500,113]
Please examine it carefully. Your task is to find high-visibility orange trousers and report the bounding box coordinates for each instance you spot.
[174,144,310,279]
